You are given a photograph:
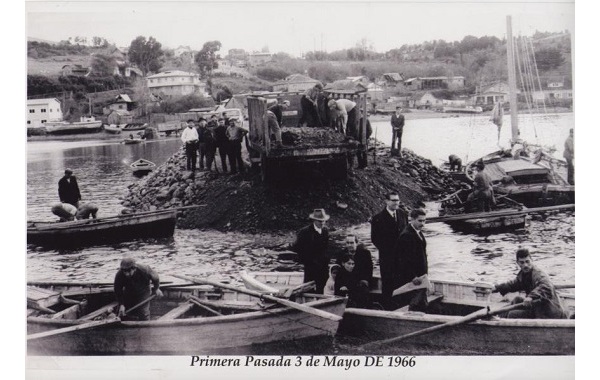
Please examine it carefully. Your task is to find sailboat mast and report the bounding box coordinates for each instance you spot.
[506,15,519,143]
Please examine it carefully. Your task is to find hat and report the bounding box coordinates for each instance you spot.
[282,100,290,106]
[309,208,330,221]
[228,119,237,125]
[198,117,206,122]
[327,99,337,108]
[120,257,136,270]
[64,169,73,175]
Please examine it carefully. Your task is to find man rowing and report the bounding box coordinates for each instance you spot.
[492,248,568,319]
[114,257,163,321]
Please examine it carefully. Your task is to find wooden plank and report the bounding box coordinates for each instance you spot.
[189,296,223,316]
[27,317,120,341]
[50,303,83,320]
[428,204,575,223]
[157,302,195,320]
[77,301,118,321]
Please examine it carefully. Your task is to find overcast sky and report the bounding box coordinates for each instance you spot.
[26,0,574,57]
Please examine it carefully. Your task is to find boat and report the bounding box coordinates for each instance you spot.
[122,122,148,132]
[27,209,178,249]
[241,271,575,355]
[26,280,346,355]
[103,123,127,134]
[435,187,527,234]
[122,136,145,144]
[44,116,103,135]
[441,106,483,114]
[464,16,574,208]
[130,159,156,175]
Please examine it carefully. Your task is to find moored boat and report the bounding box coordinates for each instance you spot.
[442,105,483,114]
[44,116,103,135]
[241,271,575,355]
[130,159,156,175]
[103,123,127,134]
[122,136,145,144]
[26,281,346,355]
[27,209,177,249]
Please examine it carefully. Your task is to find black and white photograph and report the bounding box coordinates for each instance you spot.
[17,0,587,378]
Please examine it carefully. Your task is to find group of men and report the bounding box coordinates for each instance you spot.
[291,192,568,319]
[180,114,248,174]
[52,169,98,221]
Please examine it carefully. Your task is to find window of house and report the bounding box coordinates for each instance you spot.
[27,121,31,124]
[29,109,35,113]
[41,108,47,113]
[41,120,47,123]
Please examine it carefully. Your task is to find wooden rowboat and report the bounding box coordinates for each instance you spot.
[241,271,575,355]
[27,209,177,249]
[130,159,156,175]
[26,281,346,355]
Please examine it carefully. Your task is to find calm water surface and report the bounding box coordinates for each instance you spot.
[27,113,574,286]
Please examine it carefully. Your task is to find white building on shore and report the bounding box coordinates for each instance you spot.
[146,70,207,98]
[27,98,63,128]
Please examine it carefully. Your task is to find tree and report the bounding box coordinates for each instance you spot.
[90,54,117,77]
[195,41,222,79]
[128,36,164,76]
[534,48,565,71]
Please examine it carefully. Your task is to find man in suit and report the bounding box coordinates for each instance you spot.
[290,209,331,294]
[58,168,81,208]
[370,192,408,309]
[396,208,429,312]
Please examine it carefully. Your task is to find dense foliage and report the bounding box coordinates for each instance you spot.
[128,36,164,75]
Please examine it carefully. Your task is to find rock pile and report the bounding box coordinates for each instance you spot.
[121,142,466,233]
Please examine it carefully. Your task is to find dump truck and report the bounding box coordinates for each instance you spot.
[246,90,370,181]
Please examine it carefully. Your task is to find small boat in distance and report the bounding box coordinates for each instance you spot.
[441,105,483,114]
[104,124,127,134]
[130,159,156,175]
[44,116,103,135]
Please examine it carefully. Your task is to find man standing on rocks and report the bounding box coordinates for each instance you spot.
[371,192,408,310]
[391,107,405,157]
[214,117,230,173]
[291,209,330,294]
[196,118,210,171]
[58,168,81,208]
[181,120,199,171]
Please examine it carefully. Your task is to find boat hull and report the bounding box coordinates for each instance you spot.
[27,285,346,355]
[339,308,574,355]
[27,211,177,249]
[45,121,103,135]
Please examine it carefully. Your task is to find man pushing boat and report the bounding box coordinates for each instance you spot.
[114,257,163,321]
[492,248,569,319]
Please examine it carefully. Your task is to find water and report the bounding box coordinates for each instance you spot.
[26,114,575,353]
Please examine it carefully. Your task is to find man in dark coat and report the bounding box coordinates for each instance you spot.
[356,109,373,169]
[268,99,290,127]
[58,168,81,208]
[214,118,229,173]
[337,234,373,286]
[290,208,330,294]
[493,248,568,319]
[390,107,405,156]
[370,192,408,309]
[396,208,429,312]
[114,257,163,321]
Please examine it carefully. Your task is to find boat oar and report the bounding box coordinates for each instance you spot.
[123,295,156,316]
[171,274,342,322]
[27,316,121,341]
[359,302,525,350]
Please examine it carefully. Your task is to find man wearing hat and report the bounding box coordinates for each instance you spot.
[196,118,212,170]
[466,161,494,212]
[114,257,162,321]
[268,99,290,127]
[214,117,230,173]
[291,209,331,293]
[371,192,408,309]
[299,83,324,128]
[226,119,248,174]
[181,119,199,171]
[58,168,81,208]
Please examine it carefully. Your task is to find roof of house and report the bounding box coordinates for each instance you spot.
[405,76,465,83]
[325,80,367,92]
[273,74,320,86]
[108,109,131,116]
[346,76,368,82]
[146,70,199,79]
[27,98,61,106]
[115,94,133,103]
[382,73,403,81]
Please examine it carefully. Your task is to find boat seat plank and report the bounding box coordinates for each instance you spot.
[78,301,118,321]
[27,286,60,302]
[51,303,83,320]
[393,294,444,313]
[158,302,195,320]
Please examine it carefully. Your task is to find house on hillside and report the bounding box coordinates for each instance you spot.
[367,83,384,101]
[325,80,367,93]
[27,98,63,128]
[472,82,511,106]
[248,52,272,67]
[113,62,143,78]
[61,64,91,77]
[106,109,133,125]
[377,73,404,87]
[272,74,321,92]
[404,76,465,91]
[146,70,207,98]
[532,89,573,104]
[346,76,369,86]
[107,94,135,112]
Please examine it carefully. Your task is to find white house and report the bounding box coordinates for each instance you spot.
[532,89,573,103]
[146,70,207,98]
[27,98,63,128]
